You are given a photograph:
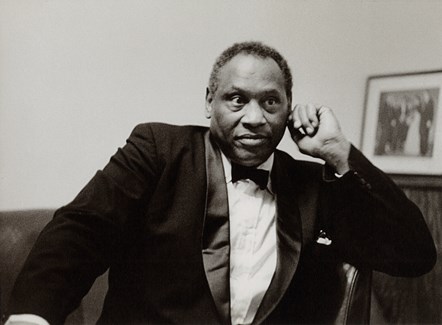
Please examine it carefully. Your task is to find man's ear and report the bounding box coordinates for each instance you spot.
[205,87,213,119]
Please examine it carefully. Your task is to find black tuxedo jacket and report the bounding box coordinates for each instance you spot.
[8,123,436,324]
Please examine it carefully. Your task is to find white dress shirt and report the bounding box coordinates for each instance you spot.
[221,154,277,325]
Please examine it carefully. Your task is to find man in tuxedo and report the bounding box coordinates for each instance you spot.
[6,41,436,325]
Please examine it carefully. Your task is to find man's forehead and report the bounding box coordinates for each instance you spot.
[218,54,285,88]
[223,53,281,73]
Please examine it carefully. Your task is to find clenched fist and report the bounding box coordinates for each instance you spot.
[287,104,351,174]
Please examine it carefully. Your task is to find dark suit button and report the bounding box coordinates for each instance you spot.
[353,172,372,189]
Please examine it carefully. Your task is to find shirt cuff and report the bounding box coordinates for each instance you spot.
[322,164,351,182]
[5,314,50,325]
[334,172,344,178]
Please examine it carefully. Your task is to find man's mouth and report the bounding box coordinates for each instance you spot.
[235,134,268,146]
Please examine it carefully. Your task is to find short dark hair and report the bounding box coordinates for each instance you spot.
[208,41,293,101]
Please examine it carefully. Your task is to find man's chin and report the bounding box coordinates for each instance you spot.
[231,151,270,167]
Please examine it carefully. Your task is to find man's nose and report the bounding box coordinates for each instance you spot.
[242,101,266,126]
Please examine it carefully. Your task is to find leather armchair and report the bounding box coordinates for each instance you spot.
[0,210,107,324]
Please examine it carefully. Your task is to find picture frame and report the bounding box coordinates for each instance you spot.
[361,70,442,184]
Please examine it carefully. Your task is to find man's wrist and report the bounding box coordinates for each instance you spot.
[318,137,351,174]
[334,160,350,175]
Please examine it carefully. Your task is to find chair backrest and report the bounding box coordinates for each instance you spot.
[0,210,54,322]
[334,263,372,324]
[0,210,107,325]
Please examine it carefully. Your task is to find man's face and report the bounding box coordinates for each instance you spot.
[206,54,290,166]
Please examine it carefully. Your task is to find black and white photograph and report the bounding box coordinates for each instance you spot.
[362,70,442,175]
[1,1,441,325]
[375,88,438,157]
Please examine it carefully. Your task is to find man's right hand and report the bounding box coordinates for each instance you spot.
[287,104,351,175]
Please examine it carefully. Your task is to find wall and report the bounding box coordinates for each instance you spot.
[1,0,442,210]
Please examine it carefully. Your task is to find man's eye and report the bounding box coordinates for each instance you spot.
[265,97,279,106]
[231,95,247,105]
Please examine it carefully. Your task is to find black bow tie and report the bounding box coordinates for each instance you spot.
[231,163,269,190]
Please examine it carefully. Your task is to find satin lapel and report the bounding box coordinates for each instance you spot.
[253,153,303,324]
[202,131,231,324]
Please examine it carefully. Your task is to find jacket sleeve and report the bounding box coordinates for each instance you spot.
[323,145,437,277]
[7,124,161,325]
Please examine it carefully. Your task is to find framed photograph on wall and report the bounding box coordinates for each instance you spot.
[361,70,442,182]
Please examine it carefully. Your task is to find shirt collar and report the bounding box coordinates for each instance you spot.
[220,152,274,193]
